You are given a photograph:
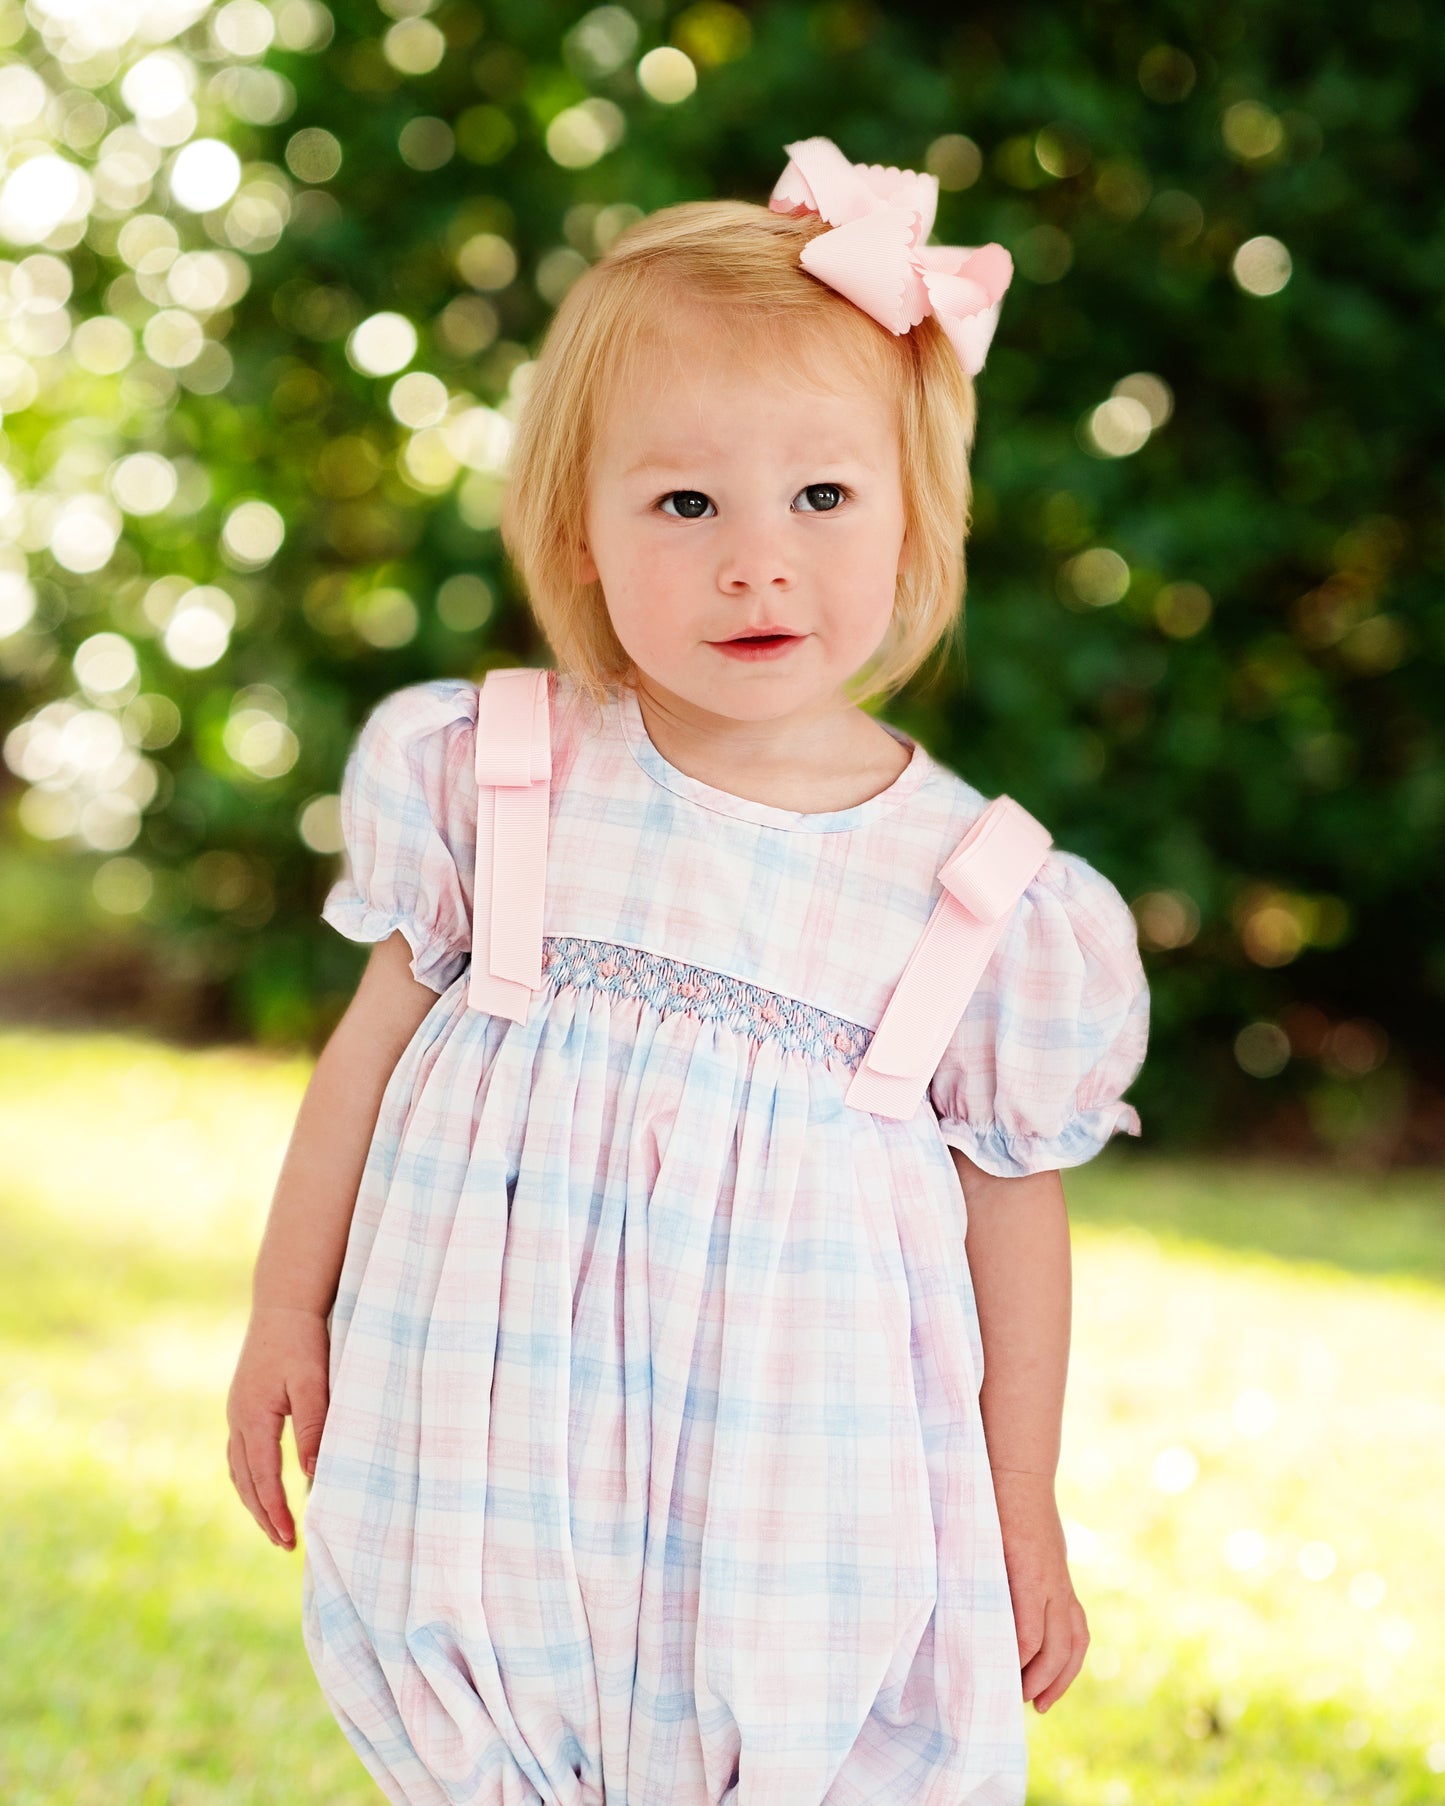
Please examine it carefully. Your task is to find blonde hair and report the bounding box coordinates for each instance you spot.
[500,198,978,717]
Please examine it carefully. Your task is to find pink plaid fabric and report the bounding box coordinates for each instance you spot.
[302,671,1148,1805]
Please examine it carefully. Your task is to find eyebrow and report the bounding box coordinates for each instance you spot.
[622,448,877,478]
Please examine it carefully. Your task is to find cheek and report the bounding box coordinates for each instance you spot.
[608,531,698,618]
[594,534,693,651]
[825,513,905,598]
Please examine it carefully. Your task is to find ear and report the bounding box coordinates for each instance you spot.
[576,542,599,585]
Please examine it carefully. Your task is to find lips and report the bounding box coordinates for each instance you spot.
[710,631,805,662]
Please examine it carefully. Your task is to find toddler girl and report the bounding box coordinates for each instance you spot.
[226,136,1149,1806]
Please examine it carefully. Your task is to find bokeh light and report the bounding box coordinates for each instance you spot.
[398,117,454,172]
[1062,547,1131,606]
[1222,101,1285,163]
[298,791,343,854]
[674,2,752,64]
[272,0,334,53]
[455,105,515,165]
[285,126,341,183]
[536,246,588,304]
[1013,223,1073,283]
[220,499,285,568]
[347,311,417,377]
[637,47,697,104]
[168,140,242,212]
[213,0,277,58]
[1152,1445,1200,1493]
[0,154,91,244]
[445,405,513,475]
[1154,582,1213,638]
[123,691,181,750]
[0,63,48,128]
[1233,235,1293,296]
[161,585,235,669]
[456,232,517,291]
[225,687,298,779]
[5,695,158,851]
[565,6,640,79]
[69,315,135,374]
[353,587,418,648]
[383,18,447,77]
[436,571,494,633]
[546,99,626,169]
[1138,45,1196,102]
[1227,1529,1275,1577]
[389,371,449,429]
[1236,1021,1292,1077]
[1113,371,1173,429]
[74,631,139,698]
[924,134,982,191]
[119,50,195,126]
[1134,889,1201,951]
[0,568,37,637]
[1085,396,1153,457]
[1035,123,1089,179]
[109,452,178,514]
[92,854,154,914]
[50,495,123,574]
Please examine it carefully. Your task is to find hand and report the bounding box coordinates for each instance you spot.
[226,1305,330,1551]
[990,1468,1089,1715]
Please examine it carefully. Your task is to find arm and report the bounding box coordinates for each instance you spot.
[250,929,440,1317]
[226,930,442,1550]
[951,1149,1070,1480]
[951,1146,1088,1714]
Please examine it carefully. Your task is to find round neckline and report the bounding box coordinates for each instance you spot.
[613,678,931,834]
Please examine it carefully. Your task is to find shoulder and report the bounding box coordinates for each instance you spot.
[925,783,1150,1174]
[336,677,481,846]
[354,675,479,751]
[1030,842,1138,949]
[921,760,1142,978]
[343,677,482,799]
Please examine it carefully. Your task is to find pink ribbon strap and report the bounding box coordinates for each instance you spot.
[844,795,1053,1120]
[769,135,1014,377]
[467,667,552,1022]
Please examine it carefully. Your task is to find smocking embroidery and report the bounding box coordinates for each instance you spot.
[538,935,872,1068]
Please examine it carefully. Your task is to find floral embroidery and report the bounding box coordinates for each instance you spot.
[539,935,872,1068]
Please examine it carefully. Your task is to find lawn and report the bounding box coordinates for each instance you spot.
[1,1024,1442,1805]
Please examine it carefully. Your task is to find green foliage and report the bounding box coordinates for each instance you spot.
[0,0,1440,1163]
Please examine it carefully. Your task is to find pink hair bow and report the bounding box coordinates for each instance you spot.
[768,136,1013,377]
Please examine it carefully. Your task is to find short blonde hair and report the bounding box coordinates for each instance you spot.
[500,198,978,715]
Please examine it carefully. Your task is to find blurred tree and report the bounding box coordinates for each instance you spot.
[0,0,1440,1166]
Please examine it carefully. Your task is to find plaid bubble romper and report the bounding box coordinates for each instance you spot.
[301,667,1149,1806]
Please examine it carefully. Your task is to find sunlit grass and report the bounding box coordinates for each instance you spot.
[0,1024,1442,1804]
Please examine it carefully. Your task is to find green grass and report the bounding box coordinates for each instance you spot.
[0,1024,1442,1804]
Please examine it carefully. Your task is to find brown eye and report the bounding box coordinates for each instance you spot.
[660,491,713,519]
[794,484,844,512]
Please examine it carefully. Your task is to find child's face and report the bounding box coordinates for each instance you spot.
[579,321,907,723]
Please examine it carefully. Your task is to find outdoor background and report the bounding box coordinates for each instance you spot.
[1,1,1443,1803]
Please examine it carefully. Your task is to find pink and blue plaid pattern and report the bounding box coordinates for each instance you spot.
[302,672,1148,1804]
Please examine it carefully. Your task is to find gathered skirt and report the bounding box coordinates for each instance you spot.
[301,957,1028,1805]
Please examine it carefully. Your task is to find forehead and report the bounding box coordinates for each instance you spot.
[599,307,900,453]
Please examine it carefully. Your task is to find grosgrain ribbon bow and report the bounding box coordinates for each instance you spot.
[768,135,1013,377]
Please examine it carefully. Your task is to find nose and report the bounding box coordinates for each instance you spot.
[714,513,795,596]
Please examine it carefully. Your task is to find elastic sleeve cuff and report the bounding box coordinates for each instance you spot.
[937,1101,1142,1179]
[321,889,468,996]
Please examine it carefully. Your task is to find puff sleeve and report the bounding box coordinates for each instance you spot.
[928,846,1150,1178]
[321,678,479,994]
